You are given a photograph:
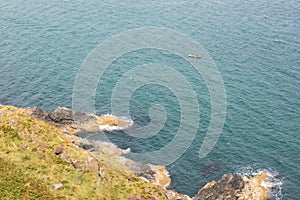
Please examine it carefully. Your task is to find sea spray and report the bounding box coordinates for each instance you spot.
[236,167,283,200]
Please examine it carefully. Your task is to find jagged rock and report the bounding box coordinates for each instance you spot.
[47,107,100,132]
[26,106,99,132]
[194,173,244,200]
[47,107,74,124]
[230,176,244,190]
[26,106,100,133]
[194,172,271,200]
[25,106,132,134]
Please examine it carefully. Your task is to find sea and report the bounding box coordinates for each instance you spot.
[1,0,299,199]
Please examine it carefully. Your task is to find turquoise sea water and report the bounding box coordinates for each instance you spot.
[1,0,299,199]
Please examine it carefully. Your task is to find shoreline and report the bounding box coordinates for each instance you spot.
[0,104,279,199]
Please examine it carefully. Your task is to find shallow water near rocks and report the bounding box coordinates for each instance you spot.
[1,0,299,199]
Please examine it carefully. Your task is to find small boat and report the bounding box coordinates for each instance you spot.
[188,53,201,58]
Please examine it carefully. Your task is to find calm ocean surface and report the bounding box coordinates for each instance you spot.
[1,0,299,199]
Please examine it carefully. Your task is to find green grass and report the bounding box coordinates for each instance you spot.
[0,106,168,199]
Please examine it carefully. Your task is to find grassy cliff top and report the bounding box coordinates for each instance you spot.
[0,106,171,200]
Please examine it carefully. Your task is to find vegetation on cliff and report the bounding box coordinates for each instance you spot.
[0,105,276,200]
[0,106,170,199]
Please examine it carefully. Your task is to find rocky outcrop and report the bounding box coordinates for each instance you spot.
[66,133,172,190]
[194,172,271,200]
[1,105,276,200]
[240,172,271,200]
[118,158,171,188]
[67,134,190,200]
[25,106,132,134]
[98,114,133,129]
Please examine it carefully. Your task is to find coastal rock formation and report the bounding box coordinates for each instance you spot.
[0,105,189,199]
[98,114,133,129]
[25,106,132,134]
[194,172,271,200]
[67,134,172,190]
[240,172,271,200]
[119,158,171,188]
[0,105,275,200]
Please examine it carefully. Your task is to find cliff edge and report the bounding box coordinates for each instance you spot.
[0,105,276,199]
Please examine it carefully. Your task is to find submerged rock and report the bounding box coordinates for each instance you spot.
[201,163,220,175]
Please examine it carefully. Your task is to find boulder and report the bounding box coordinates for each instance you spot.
[47,107,74,124]
[54,146,64,155]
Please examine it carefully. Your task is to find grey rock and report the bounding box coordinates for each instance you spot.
[47,107,74,124]
[26,106,100,133]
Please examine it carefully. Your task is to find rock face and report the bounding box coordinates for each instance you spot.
[194,172,271,200]
[26,106,132,134]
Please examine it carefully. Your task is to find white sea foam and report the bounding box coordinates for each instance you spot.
[236,167,283,200]
[164,169,170,177]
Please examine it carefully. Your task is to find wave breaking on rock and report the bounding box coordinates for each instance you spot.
[25,106,133,134]
[236,167,283,200]
[194,168,282,200]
